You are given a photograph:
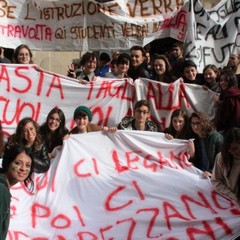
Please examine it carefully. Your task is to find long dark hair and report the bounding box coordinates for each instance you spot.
[152,54,175,83]
[8,117,43,152]
[1,144,34,190]
[167,109,189,139]
[221,128,240,177]
[40,108,68,151]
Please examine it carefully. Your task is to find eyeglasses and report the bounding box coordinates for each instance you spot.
[49,117,61,123]
[135,109,149,114]
[191,122,201,126]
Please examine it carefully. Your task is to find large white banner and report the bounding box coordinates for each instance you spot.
[184,0,240,72]
[0,0,185,50]
[0,64,217,136]
[8,131,240,239]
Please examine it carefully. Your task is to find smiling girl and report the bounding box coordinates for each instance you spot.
[0,144,34,239]
[7,117,50,174]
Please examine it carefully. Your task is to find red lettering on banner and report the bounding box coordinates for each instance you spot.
[112,150,129,173]
[136,208,162,238]
[46,75,64,99]
[169,151,192,169]
[14,67,32,93]
[77,232,97,240]
[126,150,141,169]
[181,192,217,219]
[211,191,234,210]
[186,220,215,239]
[35,173,49,191]
[7,231,29,240]
[0,65,10,91]
[143,154,158,172]
[1,99,41,125]
[132,180,145,200]
[105,181,145,212]
[74,158,99,178]
[91,105,113,126]
[51,214,71,229]
[157,152,178,169]
[179,81,191,108]
[116,218,136,240]
[163,201,191,230]
[88,80,133,101]
[147,82,182,111]
[31,203,51,228]
[215,217,232,235]
[105,185,133,211]
[99,225,113,239]
[73,205,86,227]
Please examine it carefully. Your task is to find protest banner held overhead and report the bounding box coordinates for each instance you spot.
[1,0,240,71]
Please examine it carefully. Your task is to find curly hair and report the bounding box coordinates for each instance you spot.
[8,117,43,152]
[189,111,214,137]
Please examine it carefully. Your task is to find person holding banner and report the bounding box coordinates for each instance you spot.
[7,118,50,174]
[164,109,191,140]
[69,106,102,134]
[182,60,203,85]
[13,44,34,64]
[202,64,221,93]
[118,100,159,131]
[67,52,98,84]
[0,144,34,240]
[214,69,240,133]
[152,54,177,83]
[105,53,131,79]
[189,111,223,179]
[211,127,240,203]
[128,46,150,81]
[40,108,69,158]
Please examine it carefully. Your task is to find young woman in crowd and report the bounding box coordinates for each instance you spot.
[211,127,240,203]
[214,68,240,133]
[189,111,223,178]
[0,144,34,239]
[152,54,177,83]
[118,100,160,131]
[105,53,131,79]
[13,44,34,64]
[69,106,103,134]
[7,117,50,174]
[202,64,221,93]
[40,108,69,158]
[67,52,98,84]
[164,109,191,140]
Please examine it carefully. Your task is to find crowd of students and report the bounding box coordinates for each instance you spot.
[0,42,240,239]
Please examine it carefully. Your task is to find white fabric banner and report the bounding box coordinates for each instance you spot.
[8,131,240,239]
[135,78,216,129]
[0,0,185,51]
[184,0,240,72]
[0,64,217,136]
